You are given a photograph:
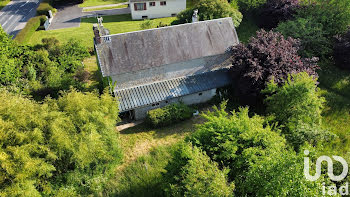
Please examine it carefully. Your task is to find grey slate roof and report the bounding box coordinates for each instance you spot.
[95,17,239,77]
[115,69,231,112]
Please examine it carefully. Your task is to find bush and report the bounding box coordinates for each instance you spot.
[334,29,350,70]
[257,0,300,29]
[297,0,350,37]
[140,20,153,30]
[229,29,318,105]
[276,17,331,58]
[236,0,267,11]
[162,142,234,197]
[0,89,122,196]
[36,2,57,16]
[263,72,333,149]
[187,102,287,180]
[173,0,243,27]
[15,15,46,44]
[146,103,193,128]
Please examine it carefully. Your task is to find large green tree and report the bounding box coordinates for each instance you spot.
[0,89,122,196]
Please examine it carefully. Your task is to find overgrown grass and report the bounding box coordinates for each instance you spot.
[83,4,127,12]
[26,14,176,49]
[0,0,10,10]
[79,0,127,7]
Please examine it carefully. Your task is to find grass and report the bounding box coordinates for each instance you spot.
[236,13,259,43]
[79,0,127,8]
[83,4,128,12]
[0,0,10,10]
[26,14,176,49]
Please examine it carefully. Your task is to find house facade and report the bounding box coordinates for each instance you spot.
[130,0,186,20]
[93,18,240,120]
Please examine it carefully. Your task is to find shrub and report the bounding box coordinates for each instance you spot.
[229,29,318,105]
[257,0,300,29]
[263,72,333,149]
[162,142,234,197]
[0,89,122,196]
[276,17,331,58]
[140,19,153,30]
[36,2,57,16]
[15,15,46,44]
[334,29,350,70]
[146,103,193,128]
[236,0,267,11]
[187,102,287,180]
[173,0,243,27]
[297,0,350,37]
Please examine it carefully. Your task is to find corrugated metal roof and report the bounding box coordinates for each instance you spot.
[115,69,231,112]
[95,18,239,77]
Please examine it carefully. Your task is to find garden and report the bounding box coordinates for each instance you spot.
[1,0,350,196]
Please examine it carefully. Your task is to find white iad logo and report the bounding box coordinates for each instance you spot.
[304,150,348,182]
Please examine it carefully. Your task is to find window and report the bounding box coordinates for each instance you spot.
[198,92,203,96]
[149,2,155,6]
[134,3,146,11]
[160,1,166,6]
[142,15,148,19]
[171,13,176,17]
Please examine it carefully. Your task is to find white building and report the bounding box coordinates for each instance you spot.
[130,0,186,20]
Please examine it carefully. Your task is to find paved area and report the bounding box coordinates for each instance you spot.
[48,4,83,30]
[48,3,130,30]
[0,0,40,37]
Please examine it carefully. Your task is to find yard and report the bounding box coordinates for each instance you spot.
[79,0,127,8]
[26,14,176,49]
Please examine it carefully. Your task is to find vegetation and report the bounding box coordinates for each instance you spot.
[79,0,127,7]
[83,4,128,12]
[334,29,350,70]
[263,72,332,149]
[173,0,243,27]
[36,1,57,16]
[140,19,153,30]
[15,15,47,44]
[0,89,122,196]
[146,103,193,128]
[236,0,267,11]
[162,142,234,197]
[0,0,10,10]
[257,0,299,29]
[229,30,318,104]
[27,14,176,48]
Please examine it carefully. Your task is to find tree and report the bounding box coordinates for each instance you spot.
[187,102,287,180]
[229,30,318,105]
[257,0,300,29]
[173,0,243,28]
[334,29,350,70]
[236,0,267,11]
[276,17,331,58]
[0,89,122,196]
[263,72,333,149]
[162,142,234,197]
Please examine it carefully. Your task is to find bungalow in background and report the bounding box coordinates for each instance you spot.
[129,0,186,20]
[93,17,240,120]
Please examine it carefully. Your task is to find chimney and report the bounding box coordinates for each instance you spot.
[93,24,101,44]
[192,9,198,23]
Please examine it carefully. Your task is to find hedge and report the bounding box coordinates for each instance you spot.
[146,103,193,128]
[36,0,57,16]
[15,15,46,44]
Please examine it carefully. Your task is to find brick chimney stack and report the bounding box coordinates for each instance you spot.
[93,24,101,44]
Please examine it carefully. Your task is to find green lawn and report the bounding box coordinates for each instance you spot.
[0,0,10,10]
[79,0,127,7]
[236,13,259,43]
[83,4,128,12]
[27,14,176,49]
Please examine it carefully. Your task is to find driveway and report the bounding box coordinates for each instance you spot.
[48,3,130,30]
[0,0,41,37]
[48,4,83,30]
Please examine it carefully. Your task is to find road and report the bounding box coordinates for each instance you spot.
[0,0,41,37]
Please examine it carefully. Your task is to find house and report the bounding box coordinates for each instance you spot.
[93,17,240,120]
[129,0,186,20]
